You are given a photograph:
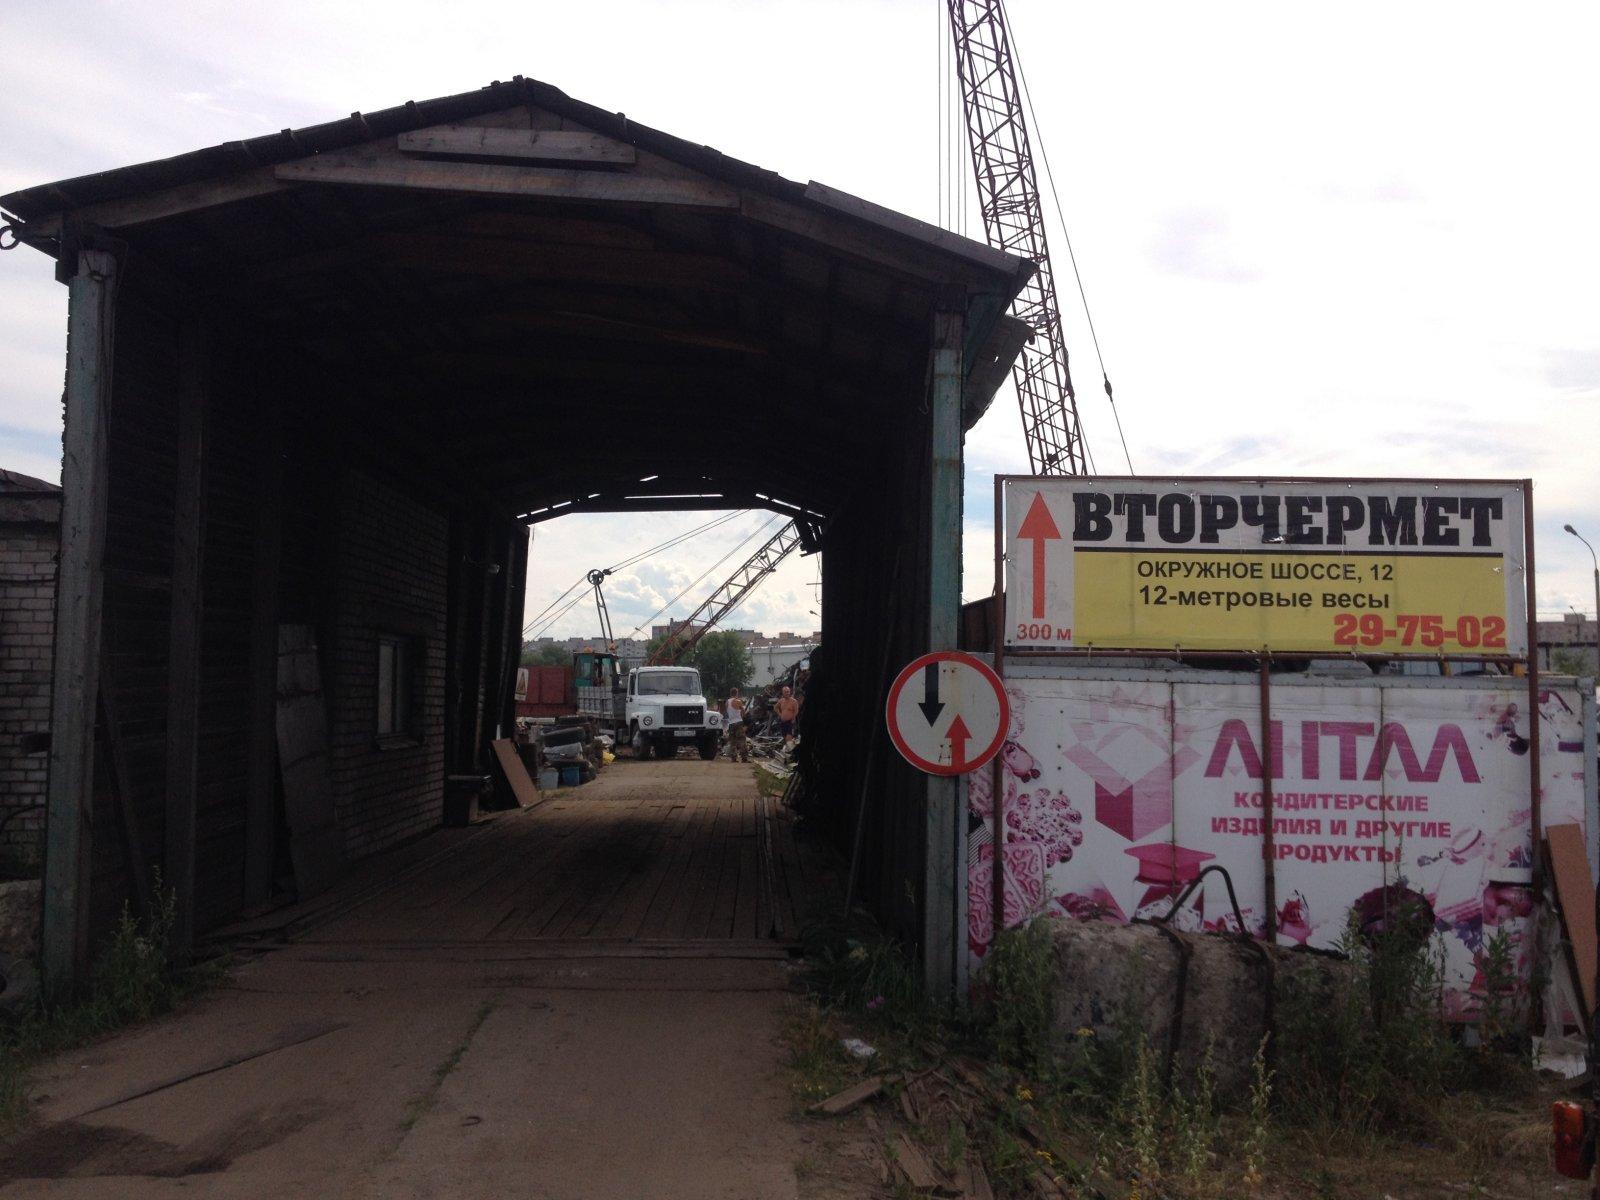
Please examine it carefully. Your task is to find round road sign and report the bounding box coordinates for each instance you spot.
[884,650,1009,776]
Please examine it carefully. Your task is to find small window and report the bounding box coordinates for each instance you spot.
[376,635,416,738]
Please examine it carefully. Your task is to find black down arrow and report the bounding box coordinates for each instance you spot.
[917,663,944,725]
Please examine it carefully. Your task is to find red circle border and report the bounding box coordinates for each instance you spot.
[884,650,1009,777]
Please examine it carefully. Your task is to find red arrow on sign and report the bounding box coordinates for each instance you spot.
[1016,492,1061,619]
[946,715,973,772]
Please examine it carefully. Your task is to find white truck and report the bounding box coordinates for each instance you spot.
[624,665,723,760]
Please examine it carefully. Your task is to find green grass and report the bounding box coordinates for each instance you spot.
[399,1000,496,1133]
[0,885,226,1130]
[752,762,789,799]
[783,1001,860,1113]
[785,913,1555,1200]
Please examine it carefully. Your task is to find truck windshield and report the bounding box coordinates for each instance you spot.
[635,672,700,695]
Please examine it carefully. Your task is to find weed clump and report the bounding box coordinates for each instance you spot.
[0,881,221,1128]
[1274,900,1474,1136]
[976,915,1057,1076]
[800,916,921,1031]
[792,904,1541,1198]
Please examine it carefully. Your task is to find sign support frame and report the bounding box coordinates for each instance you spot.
[985,475,1547,1028]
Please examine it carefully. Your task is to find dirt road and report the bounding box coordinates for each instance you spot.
[0,762,861,1197]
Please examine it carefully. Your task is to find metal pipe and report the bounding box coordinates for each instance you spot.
[1523,480,1545,1038]
[843,548,903,918]
[1562,523,1599,674]
[1524,480,1543,886]
[1259,654,1277,944]
[992,475,1006,952]
[1004,648,1523,664]
[992,471,1537,488]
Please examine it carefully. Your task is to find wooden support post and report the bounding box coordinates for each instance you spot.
[165,315,207,957]
[923,300,965,1000]
[99,658,151,918]
[244,389,283,906]
[468,517,492,771]
[445,511,488,775]
[497,524,529,738]
[42,246,119,991]
[443,514,461,776]
[479,520,510,744]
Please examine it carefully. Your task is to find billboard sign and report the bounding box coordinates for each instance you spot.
[1002,477,1527,655]
[966,673,1590,1017]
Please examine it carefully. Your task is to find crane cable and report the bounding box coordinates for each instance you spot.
[524,587,593,642]
[627,514,785,640]
[1006,5,1135,474]
[521,509,750,638]
[605,508,747,574]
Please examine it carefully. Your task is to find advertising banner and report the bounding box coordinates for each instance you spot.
[1002,477,1527,655]
[966,672,1589,1017]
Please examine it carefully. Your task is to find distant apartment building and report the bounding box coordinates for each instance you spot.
[1537,613,1598,677]
[649,624,821,650]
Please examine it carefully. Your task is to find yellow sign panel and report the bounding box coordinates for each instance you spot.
[1074,551,1512,653]
[1003,478,1528,655]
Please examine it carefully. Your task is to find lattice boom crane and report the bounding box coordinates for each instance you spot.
[947,0,1088,476]
[647,521,803,665]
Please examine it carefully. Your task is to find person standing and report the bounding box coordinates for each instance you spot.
[725,687,749,763]
[774,685,800,751]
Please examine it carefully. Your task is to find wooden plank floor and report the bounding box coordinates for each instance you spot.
[311,759,842,946]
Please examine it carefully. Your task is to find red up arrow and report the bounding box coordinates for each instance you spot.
[946,715,973,771]
[1016,492,1061,619]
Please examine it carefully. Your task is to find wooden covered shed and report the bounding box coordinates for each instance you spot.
[0,77,1032,994]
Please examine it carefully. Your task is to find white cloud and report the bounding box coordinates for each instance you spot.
[2,0,1597,623]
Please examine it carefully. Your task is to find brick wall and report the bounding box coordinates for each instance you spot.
[1537,615,1599,676]
[329,471,449,859]
[0,502,59,870]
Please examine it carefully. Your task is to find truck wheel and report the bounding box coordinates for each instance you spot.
[697,737,719,761]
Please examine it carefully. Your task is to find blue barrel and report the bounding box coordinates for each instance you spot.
[559,765,581,787]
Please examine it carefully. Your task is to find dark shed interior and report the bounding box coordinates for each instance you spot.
[1,77,1031,992]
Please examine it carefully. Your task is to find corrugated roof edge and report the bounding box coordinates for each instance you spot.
[0,75,1030,284]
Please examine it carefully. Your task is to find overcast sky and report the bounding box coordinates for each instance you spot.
[3,1,1596,639]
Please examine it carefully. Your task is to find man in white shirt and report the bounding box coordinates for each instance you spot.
[725,687,749,763]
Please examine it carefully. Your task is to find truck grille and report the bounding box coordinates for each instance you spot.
[664,705,703,727]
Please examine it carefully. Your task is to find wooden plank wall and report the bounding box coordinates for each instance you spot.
[328,471,449,858]
[192,333,259,931]
[83,324,477,946]
[89,303,266,940]
[91,289,178,941]
[808,342,935,951]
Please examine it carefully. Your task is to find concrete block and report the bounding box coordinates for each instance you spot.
[1044,917,1353,1091]
[0,879,41,958]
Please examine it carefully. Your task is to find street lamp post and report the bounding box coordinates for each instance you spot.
[1561,524,1600,1185]
[1564,523,1600,674]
